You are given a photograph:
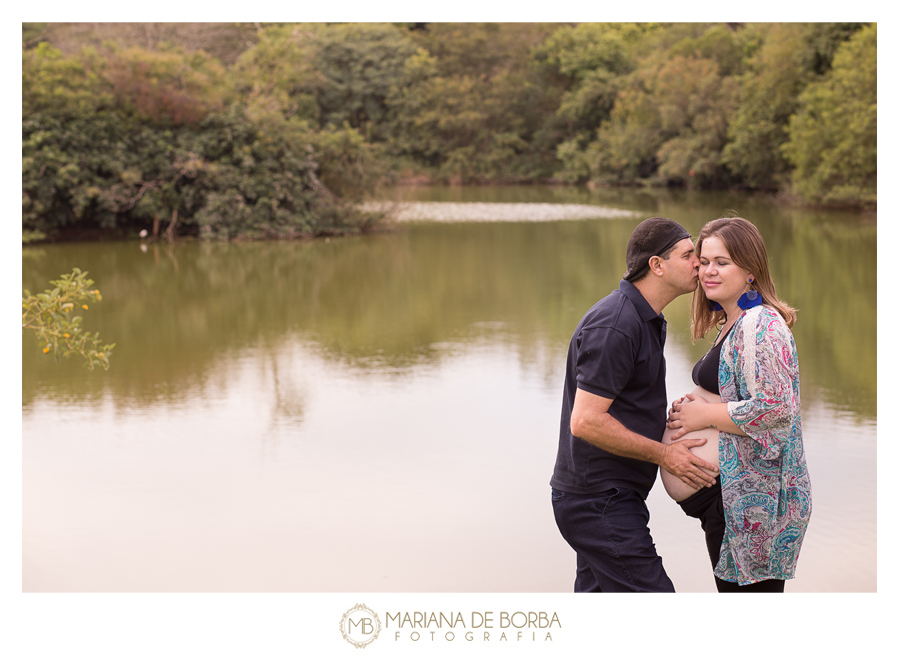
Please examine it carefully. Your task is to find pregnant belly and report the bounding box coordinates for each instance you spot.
[660,386,721,502]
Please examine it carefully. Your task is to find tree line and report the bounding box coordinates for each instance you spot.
[22,22,876,241]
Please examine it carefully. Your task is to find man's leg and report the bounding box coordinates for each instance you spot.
[574,551,601,592]
[552,487,675,592]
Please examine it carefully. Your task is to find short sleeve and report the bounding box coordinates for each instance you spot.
[575,327,635,400]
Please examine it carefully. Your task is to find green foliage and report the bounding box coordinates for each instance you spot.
[720,24,809,189]
[535,23,647,182]
[232,23,420,141]
[720,23,865,190]
[311,23,419,134]
[22,268,115,370]
[185,104,369,240]
[22,23,48,49]
[783,24,877,206]
[311,123,388,201]
[540,21,874,200]
[590,53,738,188]
[21,21,878,222]
[24,22,260,65]
[667,23,748,76]
[23,229,47,243]
[22,109,174,231]
[798,23,867,76]
[22,42,109,118]
[22,40,382,240]
[413,22,556,79]
[102,45,229,125]
[383,23,562,182]
[545,24,747,188]
[535,22,647,80]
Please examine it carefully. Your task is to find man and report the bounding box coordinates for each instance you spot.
[550,216,719,592]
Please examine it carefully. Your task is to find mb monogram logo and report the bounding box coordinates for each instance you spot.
[339,604,382,648]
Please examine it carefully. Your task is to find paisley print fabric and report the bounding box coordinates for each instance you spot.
[716,305,812,585]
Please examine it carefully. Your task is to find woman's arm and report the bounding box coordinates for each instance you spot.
[669,309,798,446]
[721,309,800,456]
[667,394,747,439]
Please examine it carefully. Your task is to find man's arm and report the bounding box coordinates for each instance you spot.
[571,388,719,489]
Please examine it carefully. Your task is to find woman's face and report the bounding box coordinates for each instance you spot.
[698,235,753,307]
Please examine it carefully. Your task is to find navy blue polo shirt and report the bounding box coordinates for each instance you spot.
[550,280,668,499]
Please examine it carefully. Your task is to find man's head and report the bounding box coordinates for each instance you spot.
[623,217,693,283]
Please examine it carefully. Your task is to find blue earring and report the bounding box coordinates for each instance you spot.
[737,290,761,310]
[737,277,762,310]
[710,277,762,312]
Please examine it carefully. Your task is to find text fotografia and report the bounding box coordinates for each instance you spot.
[386,611,560,642]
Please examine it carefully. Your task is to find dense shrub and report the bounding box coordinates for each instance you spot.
[22,20,877,236]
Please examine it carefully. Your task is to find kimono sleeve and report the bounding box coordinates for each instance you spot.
[725,310,799,457]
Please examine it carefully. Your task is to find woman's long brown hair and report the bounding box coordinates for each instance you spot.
[690,217,797,343]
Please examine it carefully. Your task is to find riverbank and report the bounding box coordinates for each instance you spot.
[358,201,641,222]
[391,174,877,212]
[22,212,392,245]
[24,183,876,245]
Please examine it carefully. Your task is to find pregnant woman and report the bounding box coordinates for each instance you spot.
[664,217,812,592]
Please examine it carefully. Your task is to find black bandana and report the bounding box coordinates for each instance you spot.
[623,217,692,282]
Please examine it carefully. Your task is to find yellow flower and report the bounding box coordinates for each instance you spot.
[43,346,50,354]
[98,353,104,358]
[63,333,71,338]
[82,304,89,310]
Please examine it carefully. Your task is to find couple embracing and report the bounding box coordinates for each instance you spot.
[550,216,812,593]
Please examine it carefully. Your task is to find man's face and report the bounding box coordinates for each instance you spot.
[660,238,700,294]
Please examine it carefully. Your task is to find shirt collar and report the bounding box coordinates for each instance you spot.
[619,279,664,323]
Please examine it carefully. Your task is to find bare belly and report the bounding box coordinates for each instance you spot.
[660,386,721,502]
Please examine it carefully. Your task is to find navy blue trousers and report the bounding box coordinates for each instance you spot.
[552,487,675,592]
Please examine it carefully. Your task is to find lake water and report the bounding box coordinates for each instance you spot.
[22,186,876,592]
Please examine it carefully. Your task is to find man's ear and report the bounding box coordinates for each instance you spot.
[648,255,664,277]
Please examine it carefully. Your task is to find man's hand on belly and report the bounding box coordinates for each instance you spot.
[659,440,719,488]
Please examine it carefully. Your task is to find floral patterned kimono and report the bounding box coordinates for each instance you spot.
[716,305,812,585]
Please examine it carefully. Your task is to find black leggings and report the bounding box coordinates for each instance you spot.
[678,478,785,593]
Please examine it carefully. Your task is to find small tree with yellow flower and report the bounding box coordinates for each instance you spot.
[22,268,115,370]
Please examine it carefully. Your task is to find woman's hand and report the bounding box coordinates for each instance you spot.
[667,395,686,419]
[666,393,712,440]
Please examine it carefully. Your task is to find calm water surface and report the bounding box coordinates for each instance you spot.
[22,187,876,592]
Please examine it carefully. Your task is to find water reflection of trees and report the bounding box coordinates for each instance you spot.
[22,205,875,421]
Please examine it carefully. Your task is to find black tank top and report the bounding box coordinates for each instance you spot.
[691,323,735,395]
